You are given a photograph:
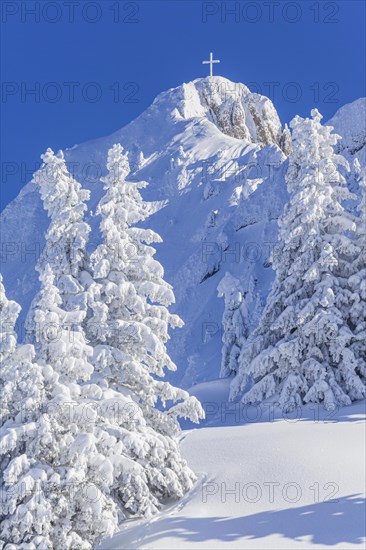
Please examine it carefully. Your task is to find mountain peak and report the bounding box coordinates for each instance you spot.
[150,76,283,146]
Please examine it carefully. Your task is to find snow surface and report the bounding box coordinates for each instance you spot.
[100,380,366,549]
[328,98,366,163]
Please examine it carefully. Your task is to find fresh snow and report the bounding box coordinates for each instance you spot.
[328,98,366,162]
[100,380,366,549]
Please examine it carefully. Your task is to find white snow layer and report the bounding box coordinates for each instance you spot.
[100,380,365,549]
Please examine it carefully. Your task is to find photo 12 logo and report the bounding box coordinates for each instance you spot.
[202,480,340,503]
[1,81,140,104]
[1,1,140,24]
[201,2,340,24]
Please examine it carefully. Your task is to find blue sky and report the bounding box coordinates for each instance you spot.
[1,0,365,209]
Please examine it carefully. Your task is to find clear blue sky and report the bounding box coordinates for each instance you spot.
[1,0,365,209]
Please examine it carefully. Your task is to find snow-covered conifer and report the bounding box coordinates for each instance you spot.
[0,148,120,547]
[2,145,204,547]
[1,149,125,548]
[0,274,19,364]
[347,162,366,381]
[217,272,250,378]
[84,144,204,512]
[0,274,53,548]
[1,265,121,549]
[28,148,91,320]
[231,109,365,410]
[0,275,44,432]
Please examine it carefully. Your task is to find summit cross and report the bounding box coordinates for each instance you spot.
[202,52,220,77]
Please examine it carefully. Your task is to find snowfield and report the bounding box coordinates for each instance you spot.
[100,381,366,550]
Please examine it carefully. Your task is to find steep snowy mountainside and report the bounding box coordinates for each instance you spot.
[0,80,363,388]
[327,97,366,163]
[0,77,287,388]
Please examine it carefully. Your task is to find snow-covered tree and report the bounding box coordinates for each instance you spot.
[0,274,52,547]
[0,274,19,364]
[347,161,366,381]
[83,144,204,511]
[168,146,189,191]
[1,264,124,549]
[1,149,118,547]
[0,275,42,431]
[231,109,366,410]
[1,266,116,548]
[27,148,91,324]
[170,145,187,170]
[217,272,250,378]
[2,145,204,548]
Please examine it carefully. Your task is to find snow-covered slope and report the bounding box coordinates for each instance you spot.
[0,80,364,387]
[0,77,287,387]
[327,97,366,203]
[99,383,366,550]
[328,97,366,163]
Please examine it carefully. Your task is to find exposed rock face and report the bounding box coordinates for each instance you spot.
[193,77,283,146]
[279,124,292,156]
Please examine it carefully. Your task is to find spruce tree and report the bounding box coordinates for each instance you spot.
[231,110,365,410]
[83,145,204,512]
[347,161,366,382]
[1,145,204,548]
[1,150,119,548]
[0,274,54,548]
[27,147,91,323]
